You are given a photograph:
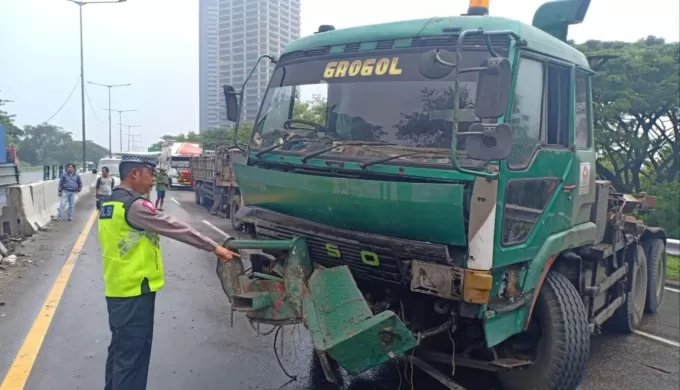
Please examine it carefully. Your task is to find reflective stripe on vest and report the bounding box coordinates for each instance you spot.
[98,198,164,297]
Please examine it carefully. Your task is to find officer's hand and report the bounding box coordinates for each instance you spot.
[214,246,239,262]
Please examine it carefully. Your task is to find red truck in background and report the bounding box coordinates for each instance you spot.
[158,142,203,189]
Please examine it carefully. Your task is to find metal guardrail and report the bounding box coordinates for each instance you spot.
[0,163,20,187]
[667,239,680,256]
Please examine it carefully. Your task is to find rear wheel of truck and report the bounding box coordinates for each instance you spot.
[496,271,589,390]
[230,195,243,231]
[194,185,201,204]
[643,237,666,314]
[610,245,648,332]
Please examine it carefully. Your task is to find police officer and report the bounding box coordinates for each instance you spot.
[98,153,237,390]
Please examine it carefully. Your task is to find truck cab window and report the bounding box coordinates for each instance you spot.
[507,57,544,169]
[574,71,591,149]
[546,64,571,147]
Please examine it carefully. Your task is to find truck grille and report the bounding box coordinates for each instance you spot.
[256,224,404,284]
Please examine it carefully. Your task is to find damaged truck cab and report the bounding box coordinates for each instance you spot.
[217,1,668,389]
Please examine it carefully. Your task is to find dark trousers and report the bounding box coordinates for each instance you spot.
[105,292,156,390]
[96,195,110,210]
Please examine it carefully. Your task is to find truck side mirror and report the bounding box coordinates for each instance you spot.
[224,85,239,123]
[474,57,512,119]
[465,122,513,161]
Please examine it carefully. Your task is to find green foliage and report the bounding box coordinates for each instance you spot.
[1,91,111,166]
[0,93,23,145]
[574,37,679,192]
[153,122,255,151]
[668,255,680,281]
[640,177,680,237]
[574,37,679,237]
[293,95,327,124]
[17,123,110,165]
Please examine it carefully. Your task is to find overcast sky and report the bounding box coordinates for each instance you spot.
[0,0,678,152]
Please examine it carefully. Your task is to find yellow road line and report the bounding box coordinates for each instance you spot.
[0,210,99,390]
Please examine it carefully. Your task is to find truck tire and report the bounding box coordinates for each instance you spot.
[230,195,243,231]
[610,245,648,333]
[194,185,201,205]
[496,271,589,390]
[643,237,666,314]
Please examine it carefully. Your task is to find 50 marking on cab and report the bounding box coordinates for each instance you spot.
[325,243,380,267]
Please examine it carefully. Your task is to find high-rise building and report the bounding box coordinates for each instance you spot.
[199,0,220,131]
[199,0,301,131]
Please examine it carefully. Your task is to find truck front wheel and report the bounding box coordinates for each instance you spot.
[496,271,590,390]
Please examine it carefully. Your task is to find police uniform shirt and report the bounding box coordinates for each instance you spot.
[114,153,220,251]
[121,184,219,251]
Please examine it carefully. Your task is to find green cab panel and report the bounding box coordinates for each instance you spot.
[235,163,468,246]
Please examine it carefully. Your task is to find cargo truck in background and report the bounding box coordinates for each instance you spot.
[159,141,203,189]
[190,146,246,230]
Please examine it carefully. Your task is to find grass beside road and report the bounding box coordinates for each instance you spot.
[668,255,680,281]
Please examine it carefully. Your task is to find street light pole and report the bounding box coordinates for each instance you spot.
[88,81,132,156]
[78,4,86,170]
[104,109,136,152]
[118,123,142,152]
[66,0,127,170]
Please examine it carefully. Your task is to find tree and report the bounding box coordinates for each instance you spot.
[17,123,110,166]
[575,37,680,192]
[0,93,23,145]
[293,95,327,124]
[149,122,255,151]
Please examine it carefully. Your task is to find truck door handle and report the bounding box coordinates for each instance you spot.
[563,185,576,192]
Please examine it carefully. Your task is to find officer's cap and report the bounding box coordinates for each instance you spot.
[119,152,160,170]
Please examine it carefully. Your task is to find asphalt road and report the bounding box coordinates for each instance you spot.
[0,189,677,390]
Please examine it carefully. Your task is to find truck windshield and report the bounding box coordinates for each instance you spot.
[252,49,494,167]
[171,159,191,168]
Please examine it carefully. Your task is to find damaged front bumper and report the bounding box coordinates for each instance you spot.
[216,237,417,381]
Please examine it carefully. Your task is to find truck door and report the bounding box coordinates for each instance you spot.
[483,55,594,346]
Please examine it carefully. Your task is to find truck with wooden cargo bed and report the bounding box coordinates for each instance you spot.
[211,1,670,389]
[190,146,246,231]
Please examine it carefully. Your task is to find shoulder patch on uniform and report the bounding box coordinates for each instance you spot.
[140,199,158,214]
[99,205,114,219]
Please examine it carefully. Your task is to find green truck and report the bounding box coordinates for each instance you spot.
[215,1,669,389]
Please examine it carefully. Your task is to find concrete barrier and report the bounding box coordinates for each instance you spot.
[8,173,96,236]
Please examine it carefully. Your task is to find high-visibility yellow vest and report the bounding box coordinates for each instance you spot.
[98,188,164,297]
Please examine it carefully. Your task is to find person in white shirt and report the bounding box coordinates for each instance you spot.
[96,167,116,210]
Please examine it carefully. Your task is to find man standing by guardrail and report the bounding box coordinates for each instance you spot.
[58,163,82,221]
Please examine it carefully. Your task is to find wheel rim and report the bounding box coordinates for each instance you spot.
[656,255,665,298]
[633,255,646,323]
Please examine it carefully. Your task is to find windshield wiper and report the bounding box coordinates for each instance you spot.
[359,151,447,169]
[300,141,395,163]
[254,137,320,158]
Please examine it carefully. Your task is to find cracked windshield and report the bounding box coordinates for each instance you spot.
[252,50,492,167]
